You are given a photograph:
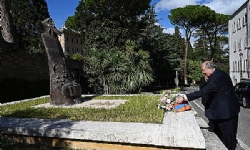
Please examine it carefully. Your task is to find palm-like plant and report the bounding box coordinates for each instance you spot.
[83,40,153,94]
[107,40,153,94]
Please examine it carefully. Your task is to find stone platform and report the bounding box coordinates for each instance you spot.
[33,99,128,109]
[1,95,205,149]
[1,110,205,150]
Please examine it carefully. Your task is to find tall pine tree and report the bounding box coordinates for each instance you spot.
[9,0,50,54]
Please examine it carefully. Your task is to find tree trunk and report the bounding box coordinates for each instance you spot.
[184,34,189,85]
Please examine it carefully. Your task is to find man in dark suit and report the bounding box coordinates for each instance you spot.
[199,75,215,132]
[176,61,240,150]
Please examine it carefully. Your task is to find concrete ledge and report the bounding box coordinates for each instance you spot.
[0,111,205,149]
[2,135,196,150]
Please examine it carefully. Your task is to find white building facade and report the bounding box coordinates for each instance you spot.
[58,27,84,57]
[229,0,250,85]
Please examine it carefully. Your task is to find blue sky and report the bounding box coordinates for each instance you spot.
[46,0,246,35]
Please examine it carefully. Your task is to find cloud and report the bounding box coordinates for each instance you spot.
[162,27,185,36]
[155,0,246,15]
[154,0,246,46]
[163,27,175,34]
[155,0,203,12]
[162,27,196,47]
[203,0,246,15]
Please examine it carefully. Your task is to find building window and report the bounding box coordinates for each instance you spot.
[66,37,68,42]
[67,47,72,55]
[247,60,249,71]
[233,41,236,52]
[238,61,240,72]
[244,14,247,25]
[244,37,247,48]
[238,39,242,50]
[233,61,236,72]
[243,16,245,26]
[76,39,78,44]
[233,62,235,72]
[244,59,247,71]
[235,61,237,72]
[233,22,236,33]
[72,38,73,43]
[237,18,241,30]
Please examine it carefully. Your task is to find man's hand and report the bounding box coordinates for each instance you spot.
[175,94,188,103]
[175,95,184,103]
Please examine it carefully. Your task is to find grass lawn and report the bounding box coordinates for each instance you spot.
[0,94,168,149]
[0,95,164,123]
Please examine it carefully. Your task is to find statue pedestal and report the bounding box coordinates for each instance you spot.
[1,111,205,149]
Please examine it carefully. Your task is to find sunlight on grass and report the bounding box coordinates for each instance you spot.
[0,95,164,124]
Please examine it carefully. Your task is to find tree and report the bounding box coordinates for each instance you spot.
[136,6,186,86]
[213,35,229,73]
[65,0,154,94]
[192,13,229,74]
[65,0,150,32]
[193,29,210,61]
[171,26,185,69]
[188,60,203,84]
[9,0,50,54]
[72,53,84,61]
[65,0,151,53]
[83,41,153,94]
[166,26,185,83]
[200,13,229,61]
[173,26,186,59]
[168,5,215,84]
[107,40,153,94]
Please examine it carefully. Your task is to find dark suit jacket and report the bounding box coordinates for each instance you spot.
[187,69,240,120]
[199,77,208,106]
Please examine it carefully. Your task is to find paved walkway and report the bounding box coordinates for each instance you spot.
[185,86,246,150]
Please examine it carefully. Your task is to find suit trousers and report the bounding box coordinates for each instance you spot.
[211,115,238,150]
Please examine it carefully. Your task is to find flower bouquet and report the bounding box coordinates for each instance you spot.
[157,89,191,112]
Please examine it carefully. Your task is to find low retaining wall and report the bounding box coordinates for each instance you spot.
[1,110,205,150]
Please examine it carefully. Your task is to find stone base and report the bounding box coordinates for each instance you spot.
[2,134,196,150]
[0,111,205,149]
[33,100,128,109]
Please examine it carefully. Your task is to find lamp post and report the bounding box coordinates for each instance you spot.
[174,70,179,93]
[239,53,243,78]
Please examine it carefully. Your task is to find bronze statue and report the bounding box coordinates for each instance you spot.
[41,18,81,105]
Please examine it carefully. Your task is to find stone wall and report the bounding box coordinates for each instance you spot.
[1,50,49,81]
[0,48,50,102]
[0,47,90,101]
